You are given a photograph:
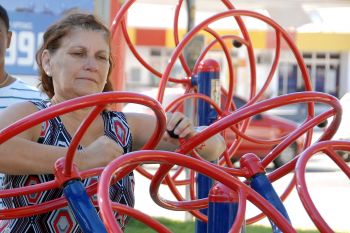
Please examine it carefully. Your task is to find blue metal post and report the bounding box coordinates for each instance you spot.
[208,183,245,233]
[240,153,291,233]
[194,59,221,233]
[63,180,107,233]
[250,173,291,233]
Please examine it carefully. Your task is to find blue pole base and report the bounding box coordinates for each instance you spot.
[250,173,291,233]
[63,179,107,233]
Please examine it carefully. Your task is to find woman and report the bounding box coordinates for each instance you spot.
[0,13,225,232]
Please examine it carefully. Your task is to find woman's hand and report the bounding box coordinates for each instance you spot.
[163,112,226,161]
[163,112,196,144]
[126,111,226,162]
[79,135,124,170]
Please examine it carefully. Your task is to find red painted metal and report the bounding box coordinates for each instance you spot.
[193,29,237,109]
[98,150,296,233]
[135,29,166,46]
[1,1,349,232]
[54,158,80,186]
[197,59,220,73]
[208,186,247,232]
[65,105,105,176]
[173,0,191,77]
[109,0,127,99]
[240,153,265,177]
[295,141,350,232]
[157,9,312,102]
[77,3,350,232]
[109,202,171,233]
[111,0,188,85]
[0,92,166,220]
[146,92,341,214]
[209,183,239,203]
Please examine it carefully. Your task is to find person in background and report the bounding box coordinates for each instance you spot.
[0,4,45,217]
[0,12,225,232]
[0,4,44,109]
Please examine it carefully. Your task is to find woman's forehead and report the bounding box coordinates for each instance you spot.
[60,28,110,51]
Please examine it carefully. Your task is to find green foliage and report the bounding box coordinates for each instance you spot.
[125,218,193,233]
[124,217,320,233]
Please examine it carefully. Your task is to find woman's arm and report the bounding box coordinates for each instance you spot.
[0,102,124,174]
[125,112,226,161]
[0,102,59,174]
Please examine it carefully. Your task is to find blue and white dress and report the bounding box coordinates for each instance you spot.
[2,100,135,232]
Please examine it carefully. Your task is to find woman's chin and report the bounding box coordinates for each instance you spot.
[78,86,103,95]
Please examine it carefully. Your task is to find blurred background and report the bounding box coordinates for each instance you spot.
[3,0,350,123]
[2,1,349,231]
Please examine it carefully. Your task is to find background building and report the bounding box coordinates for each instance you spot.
[119,1,350,101]
[3,0,350,101]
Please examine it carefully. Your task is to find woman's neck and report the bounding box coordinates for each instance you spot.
[51,95,92,121]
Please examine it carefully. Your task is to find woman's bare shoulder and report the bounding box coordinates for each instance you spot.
[0,101,40,127]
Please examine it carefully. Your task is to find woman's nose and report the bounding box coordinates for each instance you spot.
[83,57,98,71]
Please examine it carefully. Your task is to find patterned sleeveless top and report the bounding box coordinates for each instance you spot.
[2,100,135,232]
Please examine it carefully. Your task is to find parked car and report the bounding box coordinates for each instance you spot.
[123,88,304,168]
[224,95,304,168]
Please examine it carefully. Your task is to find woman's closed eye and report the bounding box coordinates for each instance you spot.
[70,51,85,57]
[97,55,108,61]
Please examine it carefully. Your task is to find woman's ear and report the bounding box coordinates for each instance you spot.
[41,49,52,76]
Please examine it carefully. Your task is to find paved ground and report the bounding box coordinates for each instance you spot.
[133,132,350,232]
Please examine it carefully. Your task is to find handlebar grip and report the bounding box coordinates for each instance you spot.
[167,119,183,139]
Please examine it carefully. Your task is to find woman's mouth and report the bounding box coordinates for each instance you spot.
[76,77,98,83]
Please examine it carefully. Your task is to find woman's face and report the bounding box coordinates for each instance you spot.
[43,28,110,100]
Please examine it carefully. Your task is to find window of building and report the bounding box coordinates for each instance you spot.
[278,52,340,97]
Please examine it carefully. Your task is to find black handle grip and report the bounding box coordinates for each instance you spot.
[167,119,182,139]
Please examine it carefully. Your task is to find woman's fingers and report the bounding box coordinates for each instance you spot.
[165,112,195,138]
[166,112,181,131]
